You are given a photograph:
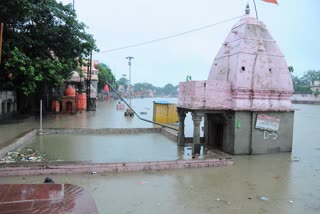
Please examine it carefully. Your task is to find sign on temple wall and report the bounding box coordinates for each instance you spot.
[255,114,280,131]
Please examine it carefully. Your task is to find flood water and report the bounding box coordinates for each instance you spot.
[0,99,319,213]
[27,133,181,163]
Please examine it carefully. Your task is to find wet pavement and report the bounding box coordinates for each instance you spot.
[0,99,319,213]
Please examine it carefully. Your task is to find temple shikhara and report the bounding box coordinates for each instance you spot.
[177,5,294,155]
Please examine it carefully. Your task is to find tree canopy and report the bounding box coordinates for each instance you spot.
[131,82,178,97]
[98,63,117,92]
[117,77,129,89]
[292,70,320,94]
[0,0,97,96]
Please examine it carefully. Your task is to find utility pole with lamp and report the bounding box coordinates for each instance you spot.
[124,56,134,117]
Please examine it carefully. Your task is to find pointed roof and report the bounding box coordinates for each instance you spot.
[208,14,293,95]
[178,13,293,111]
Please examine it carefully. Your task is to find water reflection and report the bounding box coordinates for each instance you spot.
[182,146,204,159]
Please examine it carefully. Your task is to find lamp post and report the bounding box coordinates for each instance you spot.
[126,56,134,106]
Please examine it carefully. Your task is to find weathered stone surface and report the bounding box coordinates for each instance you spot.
[0,158,233,176]
[42,128,162,135]
[178,80,232,110]
[178,15,294,112]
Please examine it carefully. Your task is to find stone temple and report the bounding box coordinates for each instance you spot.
[177,7,294,155]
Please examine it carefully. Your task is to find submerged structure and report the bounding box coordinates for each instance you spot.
[0,91,16,117]
[177,7,294,155]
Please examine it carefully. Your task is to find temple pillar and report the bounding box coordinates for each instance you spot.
[204,114,208,144]
[0,98,2,114]
[192,111,203,154]
[177,108,187,146]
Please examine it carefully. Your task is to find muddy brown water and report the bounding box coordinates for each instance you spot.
[0,99,319,213]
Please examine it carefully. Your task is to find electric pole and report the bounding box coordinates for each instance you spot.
[126,56,134,106]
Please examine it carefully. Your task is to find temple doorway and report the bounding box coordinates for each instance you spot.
[66,101,72,113]
[207,114,225,149]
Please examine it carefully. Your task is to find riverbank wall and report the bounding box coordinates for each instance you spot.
[291,94,320,104]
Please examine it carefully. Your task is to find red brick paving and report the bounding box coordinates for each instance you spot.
[0,184,98,213]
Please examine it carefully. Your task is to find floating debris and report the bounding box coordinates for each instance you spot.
[138,181,148,185]
[258,196,269,201]
[288,157,300,162]
[44,177,55,183]
[216,198,230,205]
[0,148,47,163]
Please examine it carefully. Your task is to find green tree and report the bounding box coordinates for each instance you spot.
[133,82,155,92]
[288,66,294,73]
[133,82,156,97]
[301,70,320,85]
[0,0,97,112]
[158,83,178,96]
[97,63,117,92]
[291,70,320,94]
[117,77,129,89]
[291,74,311,94]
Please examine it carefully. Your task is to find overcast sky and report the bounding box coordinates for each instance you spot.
[60,0,320,87]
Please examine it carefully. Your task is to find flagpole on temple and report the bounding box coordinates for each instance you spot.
[253,0,259,19]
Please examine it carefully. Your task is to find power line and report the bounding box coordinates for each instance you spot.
[95,15,243,54]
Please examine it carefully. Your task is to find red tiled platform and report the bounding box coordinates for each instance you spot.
[0,184,98,213]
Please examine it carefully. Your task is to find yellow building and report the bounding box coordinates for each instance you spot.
[153,101,178,124]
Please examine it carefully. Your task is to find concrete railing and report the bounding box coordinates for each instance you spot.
[291,94,320,104]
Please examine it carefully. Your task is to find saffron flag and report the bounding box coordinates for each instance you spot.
[262,0,278,4]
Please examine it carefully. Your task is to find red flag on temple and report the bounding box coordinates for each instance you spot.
[261,0,278,4]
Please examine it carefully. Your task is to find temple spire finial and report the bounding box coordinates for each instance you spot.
[245,3,250,15]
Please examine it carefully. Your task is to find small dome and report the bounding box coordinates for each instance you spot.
[70,71,82,82]
[71,71,80,78]
[64,85,76,96]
